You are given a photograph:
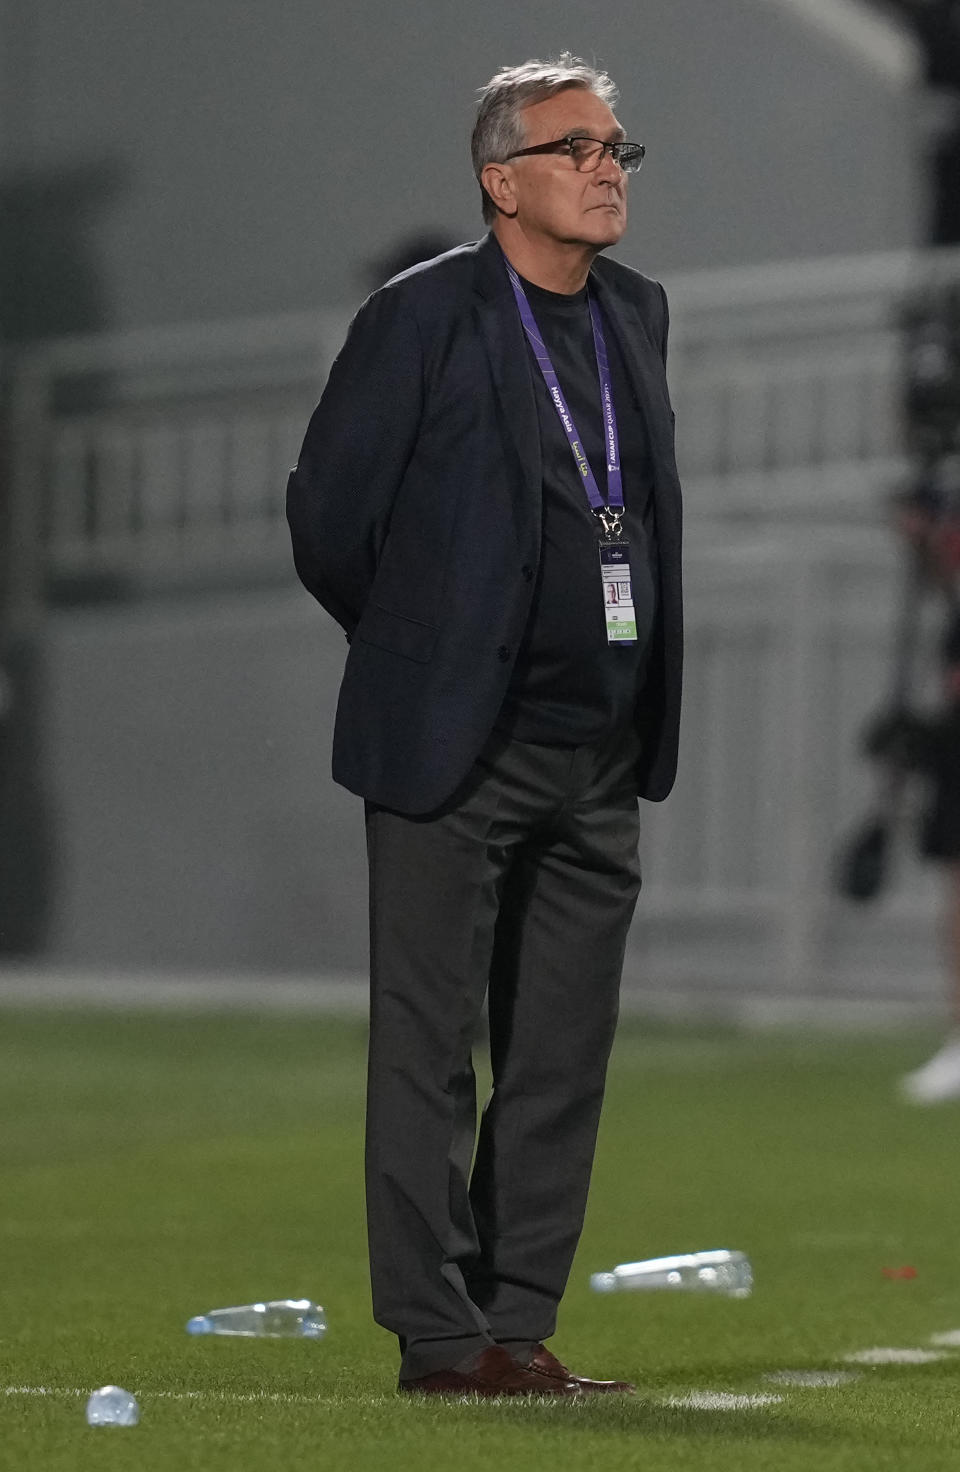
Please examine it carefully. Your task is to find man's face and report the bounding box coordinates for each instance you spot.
[506,87,630,250]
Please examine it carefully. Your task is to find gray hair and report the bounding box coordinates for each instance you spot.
[471,53,619,225]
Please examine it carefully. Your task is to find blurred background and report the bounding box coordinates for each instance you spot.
[2,0,960,1021]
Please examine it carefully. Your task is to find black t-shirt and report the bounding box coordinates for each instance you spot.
[496,276,659,746]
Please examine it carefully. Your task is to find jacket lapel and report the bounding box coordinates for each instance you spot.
[589,264,673,460]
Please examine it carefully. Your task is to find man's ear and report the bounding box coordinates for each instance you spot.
[480,162,518,218]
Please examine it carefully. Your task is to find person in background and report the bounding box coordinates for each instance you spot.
[868,615,960,1101]
[866,478,960,1100]
[287,53,682,1395]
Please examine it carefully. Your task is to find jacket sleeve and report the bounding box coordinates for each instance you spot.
[286,286,424,636]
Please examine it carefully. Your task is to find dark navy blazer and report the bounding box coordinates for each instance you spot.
[286,232,683,815]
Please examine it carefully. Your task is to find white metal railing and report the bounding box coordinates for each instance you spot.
[32,525,948,1008]
[6,244,960,609]
[5,307,349,610]
[663,247,960,516]
[627,523,944,1007]
[7,246,959,1005]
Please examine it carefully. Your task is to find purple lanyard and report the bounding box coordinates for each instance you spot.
[505,259,624,516]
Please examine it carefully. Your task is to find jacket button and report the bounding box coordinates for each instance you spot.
[521,564,534,582]
[497,645,511,662]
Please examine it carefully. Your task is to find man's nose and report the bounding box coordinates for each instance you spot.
[594,147,624,185]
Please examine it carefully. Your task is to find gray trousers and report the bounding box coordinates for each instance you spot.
[363,727,643,1381]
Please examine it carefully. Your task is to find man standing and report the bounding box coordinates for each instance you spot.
[287,54,683,1397]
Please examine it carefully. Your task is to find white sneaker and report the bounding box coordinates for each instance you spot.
[900,1038,960,1104]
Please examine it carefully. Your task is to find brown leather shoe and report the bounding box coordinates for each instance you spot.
[398,1344,580,1397]
[525,1343,636,1394]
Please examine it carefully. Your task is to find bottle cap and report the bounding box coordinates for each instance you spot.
[186,1315,211,1335]
[590,1272,618,1293]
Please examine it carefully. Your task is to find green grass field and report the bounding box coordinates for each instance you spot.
[2,1005,960,1471]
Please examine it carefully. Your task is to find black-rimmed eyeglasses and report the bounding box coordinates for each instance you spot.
[504,136,645,174]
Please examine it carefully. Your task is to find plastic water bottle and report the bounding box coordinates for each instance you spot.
[85,1386,140,1426]
[590,1249,753,1297]
[186,1298,327,1338]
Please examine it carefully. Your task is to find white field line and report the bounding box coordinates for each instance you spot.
[0,1384,590,1411]
[763,1370,861,1388]
[7,1342,957,1412]
[0,969,369,1014]
[0,966,943,1028]
[5,1382,780,1414]
[3,1385,328,1405]
[844,1348,950,1365]
[666,1392,783,1410]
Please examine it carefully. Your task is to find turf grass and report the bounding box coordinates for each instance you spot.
[2,1007,960,1470]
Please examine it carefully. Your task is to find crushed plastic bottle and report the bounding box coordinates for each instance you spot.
[186,1298,327,1338]
[85,1386,140,1426]
[590,1249,753,1297]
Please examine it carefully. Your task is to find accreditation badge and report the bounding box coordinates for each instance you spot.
[599,541,637,644]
